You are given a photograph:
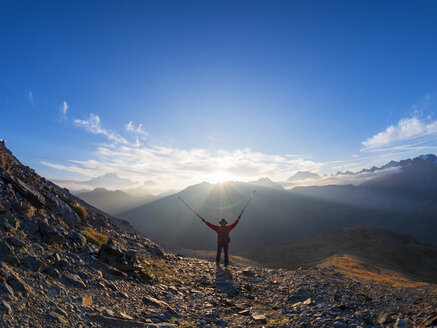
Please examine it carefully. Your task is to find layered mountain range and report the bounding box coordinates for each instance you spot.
[77,188,159,215]
[119,154,437,251]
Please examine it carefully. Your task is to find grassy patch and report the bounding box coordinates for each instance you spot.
[140,258,186,284]
[267,318,290,326]
[72,202,88,220]
[38,209,47,216]
[16,230,27,240]
[179,321,198,328]
[51,241,66,250]
[26,206,35,218]
[318,255,428,287]
[0,151,13,173]
[81,227,108,247]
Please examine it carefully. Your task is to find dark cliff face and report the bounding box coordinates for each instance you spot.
[0,141,136,235]
[0,140,165,283]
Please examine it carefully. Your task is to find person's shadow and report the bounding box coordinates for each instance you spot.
[215,266,237,297]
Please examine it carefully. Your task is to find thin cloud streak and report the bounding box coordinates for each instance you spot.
[125,121,148,139]
[74,113,127,144]
[362,116,437,152]
[62,101,69,115]
[28,91,34,104]
[59,101,69,120]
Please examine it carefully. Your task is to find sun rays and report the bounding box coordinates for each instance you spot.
[207,170,238,184]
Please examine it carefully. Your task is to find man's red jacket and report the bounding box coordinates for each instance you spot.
[204,218,240,245]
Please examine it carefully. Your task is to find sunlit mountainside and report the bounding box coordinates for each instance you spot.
[240,226,437,284]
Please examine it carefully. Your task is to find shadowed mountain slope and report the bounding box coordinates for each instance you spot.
[0,141,133,232]
[119,155,437,251]
[119,181,402,252]
[240,226,437,284]
[77,188,157,215]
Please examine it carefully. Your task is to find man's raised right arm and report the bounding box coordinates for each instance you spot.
[203,219,219,232]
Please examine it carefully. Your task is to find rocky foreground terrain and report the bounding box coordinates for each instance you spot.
[1,140,436,328]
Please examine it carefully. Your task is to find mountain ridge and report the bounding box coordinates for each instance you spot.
[119,155,437,250]
[77,187,158,215]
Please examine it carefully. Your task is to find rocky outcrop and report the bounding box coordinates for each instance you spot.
[0,170,46,208]
[98,239,139,272]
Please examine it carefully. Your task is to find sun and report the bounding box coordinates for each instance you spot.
[208,170,237,184]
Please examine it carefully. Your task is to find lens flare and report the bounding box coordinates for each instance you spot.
[208,170,237,184]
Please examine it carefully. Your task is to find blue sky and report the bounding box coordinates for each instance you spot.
[1,1,437,192]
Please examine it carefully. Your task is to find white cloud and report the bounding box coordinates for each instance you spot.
[62,101,69,115]
[285,154,312,159]
[125,121,148,139]
[362,116,437,151]
[206,135,220,142]
[41,161,92,175]
[74,113,127,144]
[59,101,69,120]
[28,91,34,104]
[42,140,321,193]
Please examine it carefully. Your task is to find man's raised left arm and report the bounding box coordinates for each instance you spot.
[227,216,240,231]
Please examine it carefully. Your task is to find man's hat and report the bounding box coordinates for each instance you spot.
[219,218,227,225]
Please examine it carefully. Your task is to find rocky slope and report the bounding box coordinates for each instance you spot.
[1,141,436,327]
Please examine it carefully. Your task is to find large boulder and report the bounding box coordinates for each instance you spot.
[0,241,20,266]
[0,169,45,208]
[0,262,33,297]
[38,220,67,246]
[0,282,14,300]
[5,237,25,248]
[98,239,139,273]
[0,300,12,315]
[21,217,39,236]
[23,255,47,273]
[62,273,86,288]
[45,193,80,227]
[69,231,87,247]
[0,217,14,231]
[7,275,33,297]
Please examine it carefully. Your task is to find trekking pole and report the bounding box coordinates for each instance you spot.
[178,197,204,221]
[238,190,255,219]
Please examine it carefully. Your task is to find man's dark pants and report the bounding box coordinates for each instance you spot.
[216,243,229,266]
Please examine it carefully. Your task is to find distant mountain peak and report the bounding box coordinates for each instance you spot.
[334,153,437,177]
[86,172,136,189]
[256,177,273,182]
[77,187,158,215]
[288,171,321,182]
[249,177,284,190]
[418,154,437,162]
[93,187,109,192]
